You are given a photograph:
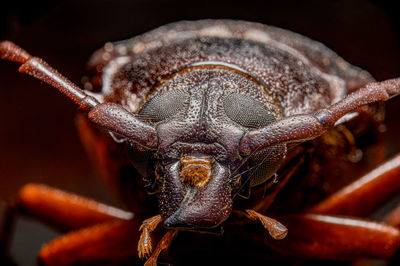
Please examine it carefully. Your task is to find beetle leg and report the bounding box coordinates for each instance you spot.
[243,209,287,240]
[144,230,177,266]
[138,214,162,258]
[1,183,134,255]
[13,183,132,231]
[261,214,400,260]
[308,153,400,217]
[39,220,139,265]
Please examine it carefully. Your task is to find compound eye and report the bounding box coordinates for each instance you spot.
[137,90,187,123]
[249,144,286,187]
[223,93,276,129]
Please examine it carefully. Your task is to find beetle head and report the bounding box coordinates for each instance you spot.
[123,66,286,231]
[89,65,286,231]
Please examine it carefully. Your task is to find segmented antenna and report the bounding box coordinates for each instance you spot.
[0,41,99,112]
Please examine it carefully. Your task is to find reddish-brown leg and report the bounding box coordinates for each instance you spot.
[259,154,400,260]
[261,214,400,260]
[308,153,400,216]
[0,183,134,257]
[138,214,162,259]
[39,220,140,265]
[16,183,133,231]
[144,230,177,266]
[0,183,143,265]
[253,154,400,260]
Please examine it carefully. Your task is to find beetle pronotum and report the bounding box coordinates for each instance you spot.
[1,20,400,265]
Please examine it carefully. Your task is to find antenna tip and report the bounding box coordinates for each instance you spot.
[0,41,31,64]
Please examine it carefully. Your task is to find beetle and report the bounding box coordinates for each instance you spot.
[0,19,400,265]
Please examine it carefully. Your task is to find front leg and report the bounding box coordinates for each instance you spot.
[308,153,400,217]
[257,153,400,260]
[138,214,162,258]
[144,230,177,266]
[261,214,400,260]
[0,183,134,260]
[39,220,139,265]
[14,183,133,230]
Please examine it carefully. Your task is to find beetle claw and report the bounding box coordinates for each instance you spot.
[138,215,162,258]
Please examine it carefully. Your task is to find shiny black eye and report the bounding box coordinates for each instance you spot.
[223,93,276,129]
[138,90,187,123]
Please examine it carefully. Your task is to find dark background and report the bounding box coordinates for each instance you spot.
[0,0,399,265]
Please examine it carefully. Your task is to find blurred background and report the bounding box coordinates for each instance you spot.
[0,0,399,265]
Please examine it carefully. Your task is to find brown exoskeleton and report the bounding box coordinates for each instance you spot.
[0,20,400,265]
